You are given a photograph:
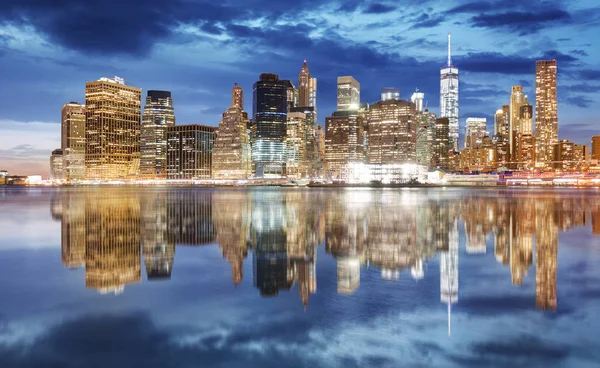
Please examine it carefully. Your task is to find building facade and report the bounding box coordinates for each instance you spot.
[140,90,175,178]
[50,148,64,180]
[592,135,600,161]
[85,77,142,179]
[416,110,436,168]
[213,84,252,179]
[552,140,574,171]
[61,102,86,180]
[252,73,288,177]
[464,117,487,149]
[381,88,400,101]
[440,33,459,151]
[535,60,558,168]
[325,111,366,180]
[167,124,216,179]
[337,76,360,111]
[432,118,450,170]
[367,99,417,165]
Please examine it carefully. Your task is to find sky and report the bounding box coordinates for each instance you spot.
[0,0,599,176]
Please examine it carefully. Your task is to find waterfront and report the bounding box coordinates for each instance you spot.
[0,187,599,367]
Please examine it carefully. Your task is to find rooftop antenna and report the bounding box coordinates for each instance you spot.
[447,33,452,67]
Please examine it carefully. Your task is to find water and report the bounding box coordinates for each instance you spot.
[0,186,599,367]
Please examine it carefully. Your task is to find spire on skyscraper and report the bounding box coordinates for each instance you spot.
[447,33,452,67]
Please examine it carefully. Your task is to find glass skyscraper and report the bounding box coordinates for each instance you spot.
[337,76,360,111]
[252,73,288,177]
[61,102,86,180]
[140,90,175,178]
[440,33,459,151]
[535,60,558,167]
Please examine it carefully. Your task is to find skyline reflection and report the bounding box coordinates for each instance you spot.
[50,188,600,311]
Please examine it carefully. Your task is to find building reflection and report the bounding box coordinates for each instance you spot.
[51,188,599,312]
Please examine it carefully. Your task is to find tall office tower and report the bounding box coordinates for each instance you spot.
[309,77,317,120]
[284,80,298,112]
[367,99,417,165]
[286,110,310,178]
[509,86,530,158]
[140,90,175,178]
[166,124,216,179]
[85,191,141,294]
[411,90,425,113]
[232,82,243,109]
[298,60,311,107]
[337,76,360,111]
[61,102,86,180]
[592,135,600,161]
[85,76,142,179]
[440,33,459,151]
[252,73,288,177]
[432,118,450,170]
[514,134,536,171]
[416,110,436,168]
[50,149,64,180]
[494,105,510,139]
[325,111,367,180]
[464,117,487,149]
[552,139,575,171]
[381,87,400,101]
[535,60,558,167]
[213,84,252,179]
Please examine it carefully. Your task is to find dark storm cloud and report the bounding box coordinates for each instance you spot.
[564,96,594,108]
[0,0,244,56]
[470,10,571,34]
[363,3,396,14]
[410,13,445,29]
[577,69,600,79]
[457,50,578,75]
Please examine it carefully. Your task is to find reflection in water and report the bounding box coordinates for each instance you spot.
[52,188,600,311]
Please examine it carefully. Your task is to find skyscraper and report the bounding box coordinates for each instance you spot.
[298,60,311,107]
[411,90,425,113]
[494,105,509,140]
[252,73,288,177]
[140,90,175,178]
[61,102,86,180]
[381,88,400,101]
[367,99,417,165]
[337,76,360,111]
[286,110,311,178]
[85,76,142,179]
[464,117,487,149]
[50,148,64,180]
[416,110,436,168]
[166,124,216,179]
[325,111,367,180]
[592,135,600,161]
[440,33,459,151]
[535,60,558,167]
[213,84,252,179]
[509,86,531,158]
[432,117,450,170]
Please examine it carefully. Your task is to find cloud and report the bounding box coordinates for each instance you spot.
[564,95,594,108]
[469,10,572,34]
[363,3,396,14]
[410,14,445,29]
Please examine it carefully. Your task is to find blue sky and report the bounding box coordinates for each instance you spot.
[0,0,599,176]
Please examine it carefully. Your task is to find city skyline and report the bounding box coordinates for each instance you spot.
[0,0,599,176]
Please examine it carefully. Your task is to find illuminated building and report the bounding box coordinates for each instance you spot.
[411,90,424,113]
[298,60,317,120]
[381,87,400,101]
[367,99,417,165]
[535,60,558,167]
[252,73,288,177]
[140,90,175,178]
[286,110,311,178]
[325,111,366,180]
[509,86,530,158]
[61,102,86,180]
[464,117,487,149]
[573,144,589,171]
[432,117,450,170]
[494,105,509,140]
[440,33,459,151]
[50,148,64,180]
[337,76,360,111]
[552,139,575,171]
[85,76,142,179]
[593,135,600,161]
[213,84,252,179]
[513,134,536,171]
[85,191,141,294]
[166,124,215,179]
[416,110,436,168]
[459,140,497,172]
